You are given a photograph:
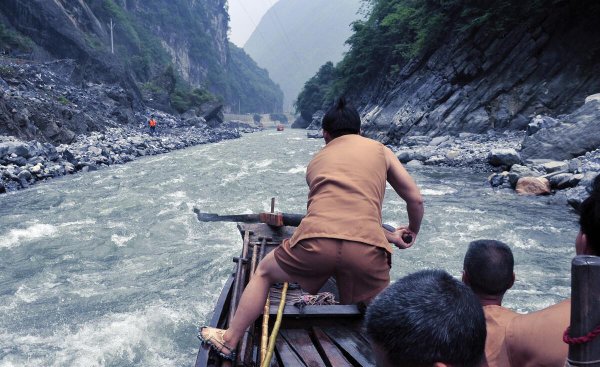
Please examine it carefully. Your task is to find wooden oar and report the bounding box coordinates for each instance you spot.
[193,208,304,227]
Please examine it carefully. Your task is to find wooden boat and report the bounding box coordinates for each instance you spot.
[276,124,285,131]
[194,222,375,367]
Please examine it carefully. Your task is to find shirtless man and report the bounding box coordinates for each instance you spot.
[462,240,517,366]
[505,175,600,366]
[199,97,424,360]
[366,269,486,367]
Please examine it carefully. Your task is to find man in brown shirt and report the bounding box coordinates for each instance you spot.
[505,175,600,366]
[462,240,518,367]
[199,97,424,360]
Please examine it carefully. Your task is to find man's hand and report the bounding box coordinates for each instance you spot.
[384,226,417,249]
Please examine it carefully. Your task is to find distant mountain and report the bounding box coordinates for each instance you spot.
[243,0,362,111]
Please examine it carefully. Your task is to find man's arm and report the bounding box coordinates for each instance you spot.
[384,147,424,248]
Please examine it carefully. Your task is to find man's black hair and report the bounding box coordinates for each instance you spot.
[463,239,514,296]
[321,97,361,139]
[579,174,600,256]
[365,269,486,367]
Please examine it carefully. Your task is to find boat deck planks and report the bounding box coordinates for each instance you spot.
[322,326,375,367]
[280,329,325,367]
[312,327,354,367]
[195,222,375,367]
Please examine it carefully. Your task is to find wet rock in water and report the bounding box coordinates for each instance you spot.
[488,148,521,168]
[548,173,583,190]
[396,150,413,163]
[0,180,5,193]
[515,177,551,195]
[405,160,423,167]
[489,172,510,188]
[567,185,590,210]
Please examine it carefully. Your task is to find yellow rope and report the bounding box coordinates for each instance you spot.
[261,282,288,367]
[260,291,270,364]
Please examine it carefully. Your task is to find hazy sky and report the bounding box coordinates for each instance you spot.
[228,0,279,47]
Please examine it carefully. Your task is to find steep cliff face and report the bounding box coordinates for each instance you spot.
[358,2,600,144]
[0,0,282,143]
[0,0,136,89]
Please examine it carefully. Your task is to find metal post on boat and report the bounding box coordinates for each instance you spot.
[566,255,600,366]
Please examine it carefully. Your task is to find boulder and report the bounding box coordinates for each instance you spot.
[585,93,600,104]
[548,173,583,189]
[396,150,413,163]
[489,172,510,187]
[291,115,309,129]
[541,161,569,174]
[526,115,560,135]
[0,141,34,159]
[515,177,551,195]
[520,100,600,160]
[306,110,324,130]
[403,135,431,147]
[429,136,449,146]
[488,148,521,167]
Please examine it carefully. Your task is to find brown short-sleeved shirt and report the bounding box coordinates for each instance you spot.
[505,299,570,367]
[289,134,391,253]
[482,305,518,367]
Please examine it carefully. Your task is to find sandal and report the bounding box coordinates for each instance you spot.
[198,326,237,361]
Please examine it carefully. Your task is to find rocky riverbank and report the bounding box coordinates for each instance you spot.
[0,58,261,194]
[301,95,600,209]
[0,117,261,193]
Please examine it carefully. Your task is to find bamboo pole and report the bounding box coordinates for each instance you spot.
[261,282,288,367]
[260,291,271,364]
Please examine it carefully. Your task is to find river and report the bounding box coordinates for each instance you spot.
[0,130,578,366]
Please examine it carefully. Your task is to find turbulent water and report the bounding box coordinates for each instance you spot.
[0,130,578,366]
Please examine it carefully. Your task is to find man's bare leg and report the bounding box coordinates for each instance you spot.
[220,251,292,347]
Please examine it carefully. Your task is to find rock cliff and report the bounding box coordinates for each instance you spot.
[357,2,600,145]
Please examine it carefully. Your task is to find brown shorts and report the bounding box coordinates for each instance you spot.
[273,237,390,304]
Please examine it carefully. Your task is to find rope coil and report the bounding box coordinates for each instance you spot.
[563,324,600,345]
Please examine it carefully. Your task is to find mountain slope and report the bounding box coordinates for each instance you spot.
[243,0,362,111]
[296,0,600,144]
[0,0,282,115]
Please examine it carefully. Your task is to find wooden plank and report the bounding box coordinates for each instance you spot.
[280,329,326,367]
[323,326,376,367]
[312,327,353,367]
[275,334,307,366]
[269,305,361,317]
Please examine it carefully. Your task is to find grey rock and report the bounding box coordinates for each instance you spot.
[405,160,423,167]
[521,101,600,160]
[429,136,449,146]
[548,173,582,189]
[396,150,413,163]
[526,115,561,135]
[541,161,569,174]
[488,148,521,167]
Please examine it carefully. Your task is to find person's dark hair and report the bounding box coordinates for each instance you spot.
[579,175,600,256]
[321,97,361,138]
[463,239,514,296]
[365,269,486,367]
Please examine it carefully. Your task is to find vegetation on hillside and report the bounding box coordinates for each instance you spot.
[295,0,595,120]
[226,43,283,113]
[0,23,33,55]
